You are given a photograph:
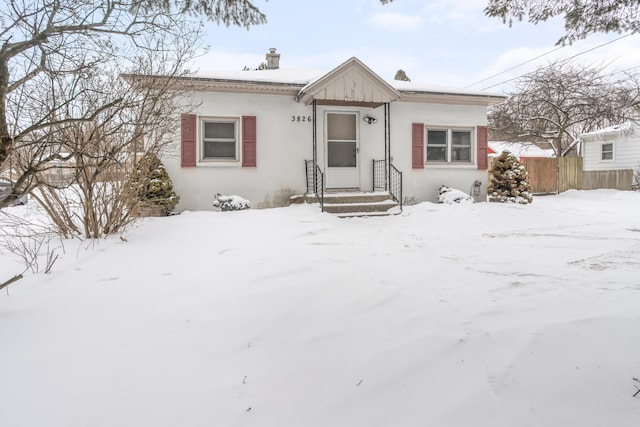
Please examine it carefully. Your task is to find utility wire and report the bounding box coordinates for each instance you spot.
[479,33,635,91]
[465,45,565,88]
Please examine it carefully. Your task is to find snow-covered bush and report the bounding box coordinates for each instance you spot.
[213,194,250,211]
[127,152,180,213]
[438,185,474,204]
[488,151,533,204]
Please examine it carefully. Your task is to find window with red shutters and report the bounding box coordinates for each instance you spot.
[181,114,197,167]
[412,123,424,169]
[242,116,257,167]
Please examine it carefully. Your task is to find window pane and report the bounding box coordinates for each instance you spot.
[427,146,447,162]
[327,113,357,141]
[602,151,613,160]
[427,130,446,146]
[452,131,471,146]
[328,141,356,167]
[451,147,471,162]
[204,122,235,139]
[204,141,235,158]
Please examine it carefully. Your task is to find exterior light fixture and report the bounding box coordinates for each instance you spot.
[363,115,377,124]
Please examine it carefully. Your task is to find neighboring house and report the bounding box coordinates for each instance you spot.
[488,141,555,162]
[151,50,505,210]
[580,122,640,172]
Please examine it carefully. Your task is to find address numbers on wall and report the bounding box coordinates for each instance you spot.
[291,115,312,123]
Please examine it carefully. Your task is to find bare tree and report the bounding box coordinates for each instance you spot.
[28,33,199,238]
[489,62,640,157]
[485,0,640,44]
[0,0,265,208]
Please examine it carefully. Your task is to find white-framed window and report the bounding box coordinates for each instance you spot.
[426,128,473,163]
[601,142,614,161]
[201,118,239,161]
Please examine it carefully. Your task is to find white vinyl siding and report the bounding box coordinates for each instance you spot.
[583,125,640,171]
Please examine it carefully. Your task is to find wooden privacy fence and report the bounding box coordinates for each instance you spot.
[582,169,633,190]
[558,157,583,193]
[523,158,558,194]
[492,157,633,194]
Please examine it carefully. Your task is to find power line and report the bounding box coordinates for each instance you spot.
[479,33,635,91]
[465,45,565,88]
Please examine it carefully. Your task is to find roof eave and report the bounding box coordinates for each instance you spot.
[398,90,506,106]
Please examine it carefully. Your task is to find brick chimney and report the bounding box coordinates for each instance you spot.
[266,48,280,70]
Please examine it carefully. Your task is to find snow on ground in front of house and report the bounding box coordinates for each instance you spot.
[1,190,640,427]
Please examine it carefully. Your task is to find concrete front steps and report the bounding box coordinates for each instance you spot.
[306,191,400,217]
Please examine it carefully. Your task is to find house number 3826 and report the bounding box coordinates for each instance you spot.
[292,115,312,123]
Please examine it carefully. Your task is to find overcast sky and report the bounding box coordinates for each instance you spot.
[192,0,640,94]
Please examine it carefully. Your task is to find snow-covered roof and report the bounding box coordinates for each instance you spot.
[188,68,325,86]
[579,122,634,138]
[187,59,505,101]
[390,80,503,98]
[488,141,555,158]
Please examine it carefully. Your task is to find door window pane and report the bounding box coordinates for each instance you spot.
[328,141,356,167]
[327,114,357,141]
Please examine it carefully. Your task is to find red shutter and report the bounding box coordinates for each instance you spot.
[181,114,197,167]
[412,123,424,169]
[242,116,257,167]
[477,125,488,170]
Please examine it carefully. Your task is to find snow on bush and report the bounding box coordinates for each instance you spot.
[213,193,251,211]
[127,152,180,211]
[438,185,474,204]
[488,151,533,204]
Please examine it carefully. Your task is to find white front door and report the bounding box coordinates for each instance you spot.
[325,112,358,188]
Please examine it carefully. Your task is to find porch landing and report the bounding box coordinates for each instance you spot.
[305,191,400,217]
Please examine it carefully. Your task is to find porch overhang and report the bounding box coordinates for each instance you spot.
[296,57,401,107]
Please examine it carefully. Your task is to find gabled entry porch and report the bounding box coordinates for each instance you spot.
[297,57,404,212]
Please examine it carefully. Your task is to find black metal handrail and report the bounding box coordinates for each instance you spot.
[305,159,314,193]
[373,159,403,211]
[389,163,403,211]
[304,159,324,212]
[372,159,386,191]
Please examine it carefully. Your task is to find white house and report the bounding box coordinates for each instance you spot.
[160,50,505,211]
[580,122,640,172]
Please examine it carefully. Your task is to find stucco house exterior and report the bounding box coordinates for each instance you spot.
[163,50,505,211]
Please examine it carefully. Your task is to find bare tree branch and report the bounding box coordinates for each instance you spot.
[489,61,640,157]
[485,0,640,45]
[1,0,264,209]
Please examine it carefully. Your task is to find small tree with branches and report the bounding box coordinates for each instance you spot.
[488,151,533,204]
[126,152,180,216]
[394,69,411,81]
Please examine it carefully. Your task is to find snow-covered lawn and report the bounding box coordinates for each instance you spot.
[1,190,639,427]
